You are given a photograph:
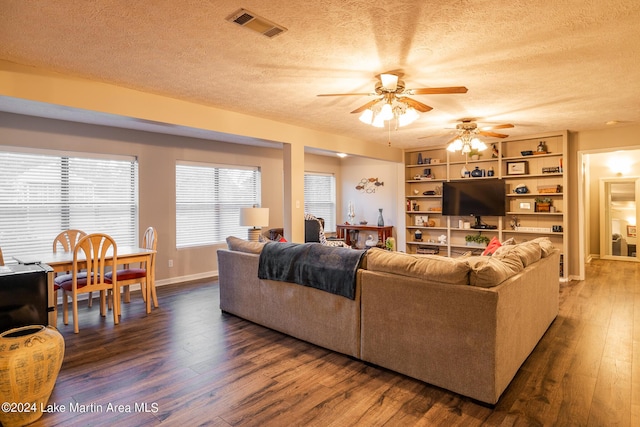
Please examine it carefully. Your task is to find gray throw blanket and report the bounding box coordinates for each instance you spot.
[257,242,366,300]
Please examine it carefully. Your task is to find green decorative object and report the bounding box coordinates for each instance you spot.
[465,234,490,247]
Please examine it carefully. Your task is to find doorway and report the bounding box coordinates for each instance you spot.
[599,178,639,260]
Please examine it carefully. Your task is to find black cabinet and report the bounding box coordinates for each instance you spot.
[0,263,54,333]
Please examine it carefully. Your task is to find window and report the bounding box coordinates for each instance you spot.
[0,148,138,261]
[304,173,336,232]
[176,161,261,248]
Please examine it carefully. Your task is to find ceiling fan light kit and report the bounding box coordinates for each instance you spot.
[358,100,420,129]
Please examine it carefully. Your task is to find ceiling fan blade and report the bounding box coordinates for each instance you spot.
[409,86,468,95]
[398,97,433,112]
[479,130,509,138]
[481,123,514,130]
[350,99,381,114]
[317,92,373,97]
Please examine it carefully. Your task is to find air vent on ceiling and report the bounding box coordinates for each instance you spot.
[226,8,287,38]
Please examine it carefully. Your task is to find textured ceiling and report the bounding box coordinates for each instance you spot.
[1,0,639,149]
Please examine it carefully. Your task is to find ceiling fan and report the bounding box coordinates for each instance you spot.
[450,118,514,139]
[444,119,515,154]
[317,72,468,129]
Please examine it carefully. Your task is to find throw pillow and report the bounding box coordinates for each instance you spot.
[482,236,502,256]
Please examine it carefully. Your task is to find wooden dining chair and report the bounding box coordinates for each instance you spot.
[106,226,158,310]
[53,229,87,253]
[53,229,90,311]
[0,247,4,266]
[58,233,119,333]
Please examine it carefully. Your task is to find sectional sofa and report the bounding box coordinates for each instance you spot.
[217,236,560,404]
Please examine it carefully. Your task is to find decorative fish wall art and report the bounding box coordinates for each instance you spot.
[356,177,384,193]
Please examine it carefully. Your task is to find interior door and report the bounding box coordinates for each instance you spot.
[600,178,639,260]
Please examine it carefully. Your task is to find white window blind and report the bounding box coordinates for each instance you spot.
[176,162,261,248]
[0,148,138,261]
[304,173,336,232]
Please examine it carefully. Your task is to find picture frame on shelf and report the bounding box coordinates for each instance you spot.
[415,215,428,226]
[506,161,528,175]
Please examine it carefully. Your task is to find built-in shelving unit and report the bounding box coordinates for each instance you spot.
[404,131,568,279]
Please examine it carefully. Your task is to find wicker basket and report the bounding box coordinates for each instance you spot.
[0,325,65,427]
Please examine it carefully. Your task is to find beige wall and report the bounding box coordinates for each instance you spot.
[0,112,285,284]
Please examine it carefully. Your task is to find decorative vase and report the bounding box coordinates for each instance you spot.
[377,209,384,226]
[470,166,482,177]
[417,153,423,164]
[0,325,65,427]
[460,165,468,178]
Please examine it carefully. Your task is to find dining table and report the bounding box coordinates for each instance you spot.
[15,246,157,318]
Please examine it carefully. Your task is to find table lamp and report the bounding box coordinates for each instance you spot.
[240,207,269,241]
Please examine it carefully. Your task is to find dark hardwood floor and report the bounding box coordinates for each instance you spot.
[25,259,640,426]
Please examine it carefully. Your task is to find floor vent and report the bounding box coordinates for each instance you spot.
[226,8,287,39]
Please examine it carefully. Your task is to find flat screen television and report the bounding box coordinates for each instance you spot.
[442,179,506,228]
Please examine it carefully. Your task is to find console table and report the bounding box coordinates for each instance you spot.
[336,224,393,248]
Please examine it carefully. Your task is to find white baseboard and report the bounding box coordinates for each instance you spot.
[155,270,218,287]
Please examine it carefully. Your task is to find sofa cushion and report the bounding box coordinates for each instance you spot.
[226,236,266,254]
[466,250,525,287]
[365,248,470,286]
[493,240,542,267]
[531,237,555,257]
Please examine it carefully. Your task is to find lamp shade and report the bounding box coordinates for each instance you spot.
[239,207,269,228]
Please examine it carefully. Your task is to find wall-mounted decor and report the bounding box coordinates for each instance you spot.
[628,225,637,237]
[356,177,384,193]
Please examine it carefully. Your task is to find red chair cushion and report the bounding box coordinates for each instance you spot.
[105,268,146,281]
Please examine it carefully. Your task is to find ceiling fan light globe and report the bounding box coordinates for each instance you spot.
[397,109,418,127]
[379,103,394,121]
[359,109,374,124]
[372,114,385,128]
[448,139,463,152]
[406,107,420,122]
